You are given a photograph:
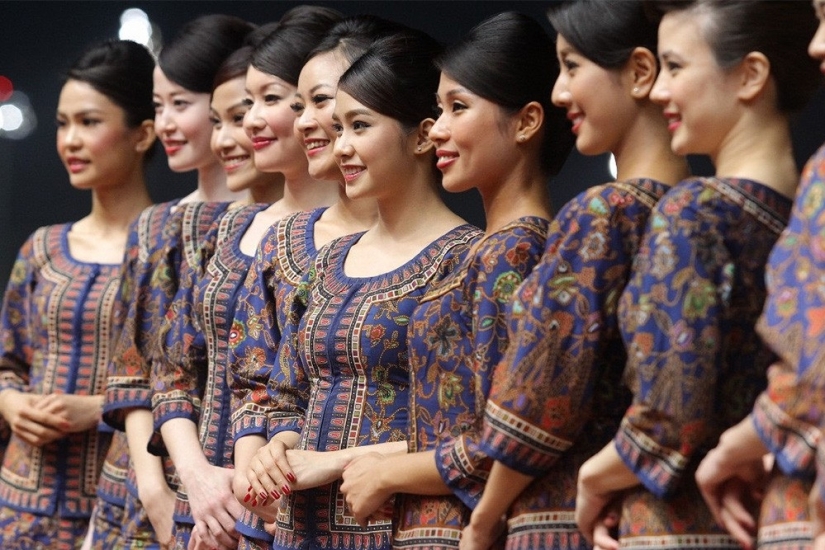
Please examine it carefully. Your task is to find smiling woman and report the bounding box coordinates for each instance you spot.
[0,39,155,550]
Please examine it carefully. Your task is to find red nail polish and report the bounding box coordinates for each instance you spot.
[287,472,296,483]
[247,485,252,492]
[271,490,281,499]
[251,498,258,507]
[243,493,251,503]
[282,484,291,495]
[259,490,268,499]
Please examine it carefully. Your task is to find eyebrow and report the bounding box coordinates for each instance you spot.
[56,108,106,116]
[310,83,334,94]
[342,108,373,118]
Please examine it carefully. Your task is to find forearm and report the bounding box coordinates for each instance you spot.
[159,417,209,487]
[378,449,451,496]
[716,416,769,468]
[234,434,267,472]
[579,442,640,496]
[125,409,170,496]
[470,461,534,525]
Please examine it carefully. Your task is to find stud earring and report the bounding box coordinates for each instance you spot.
[416,146,422,152]
[633,87,640,94]
[518,135,526,142]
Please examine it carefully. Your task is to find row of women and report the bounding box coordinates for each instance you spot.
[1,0,824,548]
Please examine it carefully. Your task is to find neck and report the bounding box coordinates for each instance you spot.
[194,161,248,202]
[88,171,153,234]
[279,171,339,212]
[249,173,286,204]
[324,182,379,229]
[712,111,798,199]
[480,160,551,235]
[614,102,690,185]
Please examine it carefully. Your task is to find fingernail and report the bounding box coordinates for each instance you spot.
[251,498,258,507]
[247,485,252,492]
[282,485,291,495]
[287,472,296,483]
[243,493,251,503]
[271,490,281,499]
[259,490,268,499]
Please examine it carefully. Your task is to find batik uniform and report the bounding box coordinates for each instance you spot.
[229,208,326,445]
[229,208,326,547]
[99,200,183,549]
[269,224,480,550]
[751,147,825,548]
[0,224,121,549]
[147,201,232,548]
[395,217,549,549]
[615,177,791,549]
[479,179,669,550]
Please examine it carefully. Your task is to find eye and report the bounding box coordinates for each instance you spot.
[209,115,220,127]
[290,102,305,115]
[665,61,682,73]
[55,119,66,128]
[173,99,190,109]
[232,113,245,125]
[152,101,162,113]
[82,118,101,127]
[264,94,281,104]
[451,101,467,113]
[241,98,253,108]
[563,59,579,72]
[331,122,343,136]
[352,120,370,131]
[433,105,444,117]
[311,94,332,106]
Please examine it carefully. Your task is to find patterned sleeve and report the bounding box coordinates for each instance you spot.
[435,224,547,508]
[614,193,730,498]
[0,233,39,394]
[149,203,225,454]
[229,223,283,441]
[481,189,639,476]
[265,252,322,439]
[103,205,179,430]
[751,150,825,477]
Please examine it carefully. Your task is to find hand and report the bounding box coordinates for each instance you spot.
[0,390,67,446]
[340,453,393,527]
[38,392,102,433]
[696,448,764,550]
[575,480,614,546]
[182,464,242,550]
[233,467,277,523]
[139,482,176,550]
[458,512,505,550]
[284,448,350,490]
[591,502,620,550]
[188,524,235,550]
[245,438,296,508]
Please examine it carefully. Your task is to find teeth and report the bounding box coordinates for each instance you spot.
[306,140,328,150]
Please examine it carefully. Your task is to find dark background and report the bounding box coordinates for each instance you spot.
[1,1,824,292]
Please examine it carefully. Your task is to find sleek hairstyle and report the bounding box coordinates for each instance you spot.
[338,29,443,133]
[437,12,574,176]
[250,6,343,86]
[307,14,408,66]
[645,0,820,113]
[66,39,155,128]
[547,0,658,70]
[158,14,254,94]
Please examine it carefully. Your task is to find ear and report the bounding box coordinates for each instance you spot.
[626,46,658,99]
[736,51,771,103]
[514,102,544,144]
[134,119,157,153]
[414,118,435,154]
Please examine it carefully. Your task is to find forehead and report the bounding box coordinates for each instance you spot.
[58,79,118,111]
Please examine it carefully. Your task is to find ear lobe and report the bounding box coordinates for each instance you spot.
[627,46,657,98]
[737,51,771,103]
[134,120,157,153]
[415,118,435,154]
[515,102,544,144]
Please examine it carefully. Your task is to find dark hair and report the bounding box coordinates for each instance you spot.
[213,45,253,90]
[307,15,408,66]
[437,12,573,176]
[66,39,155,128]
[645,0,821,113]
[250,6,343,86]
[547,0,658,70]
[158,14,254,94]
[338,29,443,133]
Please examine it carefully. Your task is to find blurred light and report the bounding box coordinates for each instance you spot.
[119,9,151,44]
[0,76,12,102]
[608,153,617,180]
[0,91,36,140]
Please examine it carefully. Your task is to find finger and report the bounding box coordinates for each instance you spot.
[719,504,755,550]
[697,484,725,528]
[592,521,619,550]
[247,458,282,504]
[720,486,756,532]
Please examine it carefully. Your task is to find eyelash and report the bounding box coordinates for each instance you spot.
[290,102,305,114]
[312,94,331,105]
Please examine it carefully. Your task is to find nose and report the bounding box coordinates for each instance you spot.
[63,123,81,148]
[333,130,352,160]
[296,106,316,133]
[244,100,265,136]
[213,122,234,151]
[809,20,825,62]
[551,75,572,108]
[649,71,670,106]
[428,114,449,144]
[155,107,175,134]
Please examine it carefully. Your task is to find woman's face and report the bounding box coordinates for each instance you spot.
[332,89,416,201]
[210,76,261,193]
[810,0,825,71]
[649,10,742,157]
[551,34,632,156]
[242,65,307,178]
[293,51,350,182]
[429,73,520,194]
[152,66,215,173]
[57,79,147,190]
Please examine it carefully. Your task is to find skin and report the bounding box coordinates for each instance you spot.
[578,7,803,550]
[460,32,688,550]
[695,4,825,549]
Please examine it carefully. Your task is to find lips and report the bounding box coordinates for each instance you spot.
[663,112,682,133]
[222,154,250,173]
[340,164,365,182]
[162,140,185,155]
[251,137,276,151]
[567,112,584,135]
[436,149,458,170]
[304,139,329,156]
[66,157,89,174]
